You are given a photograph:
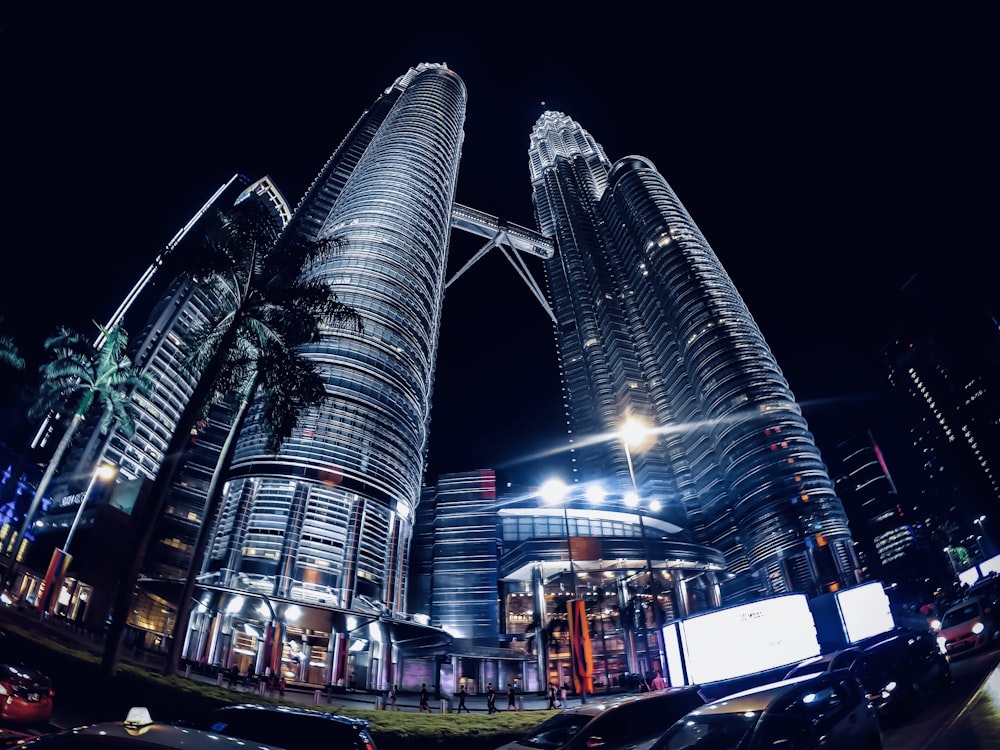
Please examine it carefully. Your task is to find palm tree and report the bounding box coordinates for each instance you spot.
[0,316,25,371]
[0,317,27,528]
[102,198,362,677]
[0,323,153,594]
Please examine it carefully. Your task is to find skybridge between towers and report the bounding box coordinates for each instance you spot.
[449,203,557,325]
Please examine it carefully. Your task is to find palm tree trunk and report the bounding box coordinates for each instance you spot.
[101,320,241,677]
[162,389,254,676]
[0,412,85,594]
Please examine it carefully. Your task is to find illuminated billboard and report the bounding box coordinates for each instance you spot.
[678,594,820,684]
[836,581,894,643]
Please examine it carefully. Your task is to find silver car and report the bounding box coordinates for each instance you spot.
[495,687,708,750]
[650,671,882,750]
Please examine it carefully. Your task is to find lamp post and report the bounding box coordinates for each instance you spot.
[619,418,667,679]
[63,463,118,556]
[974,516,993,558]
[540,478,574,585]
[38,462,117,615]
[621,419,654,574]
[540,478,588,703]
[943,547,959,578]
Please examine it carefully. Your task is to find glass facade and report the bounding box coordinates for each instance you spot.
[529,112,859,604]
[179,64,466,690]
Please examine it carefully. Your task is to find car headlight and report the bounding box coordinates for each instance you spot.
[0,683,8,696]
[972,622,985,635]
[930,619,942,630]
[883,681,897,694]
[937,636,947,651]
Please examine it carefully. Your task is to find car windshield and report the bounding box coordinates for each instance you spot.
[941,602,981,627]
[654,713,758,750]
[517,713,592,748]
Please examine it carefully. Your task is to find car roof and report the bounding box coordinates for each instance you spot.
[15,720,287,749]
[688,672,842,714]
[943,598,984,615]
[556,686,705,718]
[203,702,370,729]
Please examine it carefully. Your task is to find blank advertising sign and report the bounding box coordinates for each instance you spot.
[678,594,820,684]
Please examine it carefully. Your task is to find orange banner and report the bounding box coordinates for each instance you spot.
[566,598,593,695]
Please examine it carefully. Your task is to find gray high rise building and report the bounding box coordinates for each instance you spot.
[193,63,467,690]
[530,111,859,603]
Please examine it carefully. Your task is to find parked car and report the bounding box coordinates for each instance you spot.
[783,627,951,723]
[495,687,708,750]
[935,596,998,659]
[650,670,883,750]
[10,706,286,750]
[966,573,1000,603]
[0,662,54,726]
[174,702,378,750]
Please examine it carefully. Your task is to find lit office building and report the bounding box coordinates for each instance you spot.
[19,175,289,627]
[529,111,859,606]
[829,429,943,598]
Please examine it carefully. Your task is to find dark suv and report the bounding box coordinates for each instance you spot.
[651,671,882,750]
[495,687,708,750]
[176,703,377,750]
[785,627,951,724]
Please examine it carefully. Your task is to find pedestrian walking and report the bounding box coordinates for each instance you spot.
[651,672,667,691]
[389,684,399,710]
[506,682,516,711]
[419,682,431,713]
[560,683,568,707]
[227,664,238,689]
[486,682,497,714]
[547,682,557,709]
[278,676,286,698]
[456,684,470,713]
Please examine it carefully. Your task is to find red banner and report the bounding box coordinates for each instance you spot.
[566,598,593,695]
[38,548,72,614]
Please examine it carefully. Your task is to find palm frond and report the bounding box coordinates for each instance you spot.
[0,334,25,370]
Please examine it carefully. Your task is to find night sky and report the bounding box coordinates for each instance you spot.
[1,6,994,491]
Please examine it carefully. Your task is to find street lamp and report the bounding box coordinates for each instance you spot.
[540,478,574,583]
[38,462,117,615]
[540,477,590,704]
[620,418,653,573]
[974,516,993,558]
[63,463,118,556]
[619,417,668,679]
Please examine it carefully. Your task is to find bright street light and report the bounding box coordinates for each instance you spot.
[38,462,118,615]
[539,476,587,703]
[63,463,118,556]
[619,417,653,572]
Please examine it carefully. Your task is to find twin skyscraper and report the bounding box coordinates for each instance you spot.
[25,62,857,689]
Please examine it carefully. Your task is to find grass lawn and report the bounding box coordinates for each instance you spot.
[0,607,547,750]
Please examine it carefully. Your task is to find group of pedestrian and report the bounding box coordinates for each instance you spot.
[546,682,569,709]
[381,681,522,713]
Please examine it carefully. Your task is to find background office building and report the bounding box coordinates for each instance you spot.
[10,175,290,632]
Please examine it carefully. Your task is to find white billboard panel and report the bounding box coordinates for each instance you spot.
[679,594,819,684]
[836,581,894,643]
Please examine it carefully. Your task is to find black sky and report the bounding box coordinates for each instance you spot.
[1,6,995,489]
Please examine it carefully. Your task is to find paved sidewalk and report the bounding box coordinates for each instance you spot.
[185,669,571,714]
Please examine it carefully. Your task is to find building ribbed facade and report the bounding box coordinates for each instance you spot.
[24,176,290,628]
[203,63,465,624]
[530,112,858,603]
